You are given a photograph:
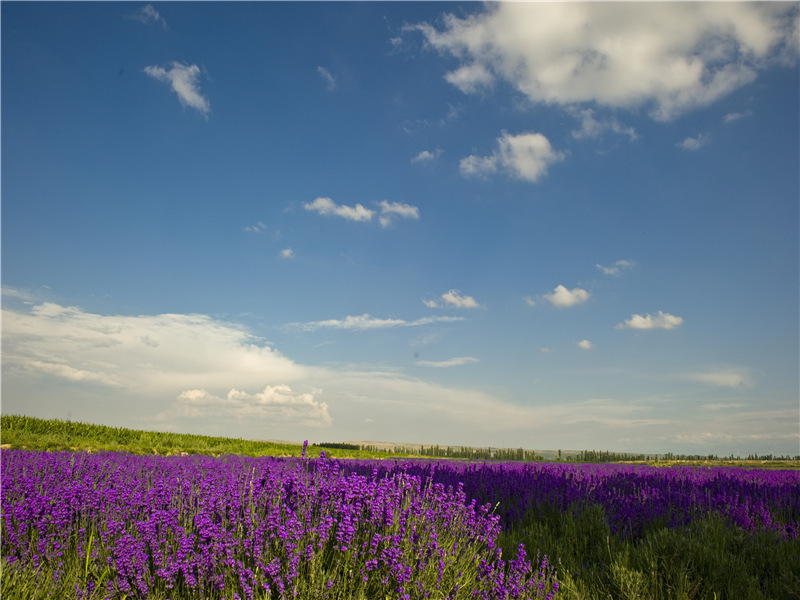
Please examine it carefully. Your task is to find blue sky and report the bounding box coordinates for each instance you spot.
[3,2,798,455]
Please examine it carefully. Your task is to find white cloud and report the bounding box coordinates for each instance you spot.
[317,66,336,91]
[577,340,594,350]
[444,62,495,93]
[415,356,479,368]
[570,109,638,141]
[1,302,306,398]
[280,249,294,259]
[596,259,635,276]
[523,296,536,307]
[617,311,683,330]
[143,62,210,117]
[460,131,564,182]
[544,285,590,308]
[379,200,420,227]
[414,3,798,120]
[411,149,441,164]
[129,4,168,29]
[678,132,710,150]
[685,369,753,388]
[167,385,331,428]
[303,197,374,222]
[441,289,481,309]
[290,314,464,332]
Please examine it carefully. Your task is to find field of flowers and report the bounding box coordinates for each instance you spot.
[1,447,558,600]
[2,445,798,600]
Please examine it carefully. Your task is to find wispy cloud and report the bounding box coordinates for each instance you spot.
[243,221,266,233]
[128,4,168,29]
[460,130,564,183]
[617,311,683,330]
[415,356,479,368]
[577,340,594,350]
[280,249,294,259]
[290,314,464,332]
[143,62,210,117]
[425,289,482,309]
[702,402,747,411]
[684,368,753,388]
[303,197,374,222]
[570,108,638,141]
[544,285,590,308]
[317,66,336,91]
[723,110,754,123]
[379,200,420,227]
[596,259,635,276]
[678,132,710,150]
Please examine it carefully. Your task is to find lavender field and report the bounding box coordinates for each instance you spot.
[2,446,799,600]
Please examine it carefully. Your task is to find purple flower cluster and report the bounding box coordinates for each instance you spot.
[332,460,800,540]
[1,451,558,600]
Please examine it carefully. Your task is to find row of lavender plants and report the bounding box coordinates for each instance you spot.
[333,459,800,540]
[1,448,559,600]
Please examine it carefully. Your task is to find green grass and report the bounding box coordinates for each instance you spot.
[0,414,414,460]
[497,503,800,600]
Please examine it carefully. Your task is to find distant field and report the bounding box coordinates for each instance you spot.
[0,414,412,460]
[2,414,798,469]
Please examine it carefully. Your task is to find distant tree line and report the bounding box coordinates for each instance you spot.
[574,450,655,463]
[358,444,544,461]
[317,442,360,451]
[356,443,800,463]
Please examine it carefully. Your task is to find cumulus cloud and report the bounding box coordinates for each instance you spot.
[143,62,210,117]
[128,4,168,29]
[577,340,594,350]
[460,131,564,182]
[415,356,479,368]
[617,311,683,330]
[596,259,635,276]
[544,285,590,308]
[280,249,294,259]
[166,385,331,428]
[290,314,463,332]
[678,132,711,150]
[430,289,482,309]
[379,200,420,227]
[414,3,798,120]
[303,197,374,222]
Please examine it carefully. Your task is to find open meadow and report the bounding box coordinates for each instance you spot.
[1,415,798,600]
